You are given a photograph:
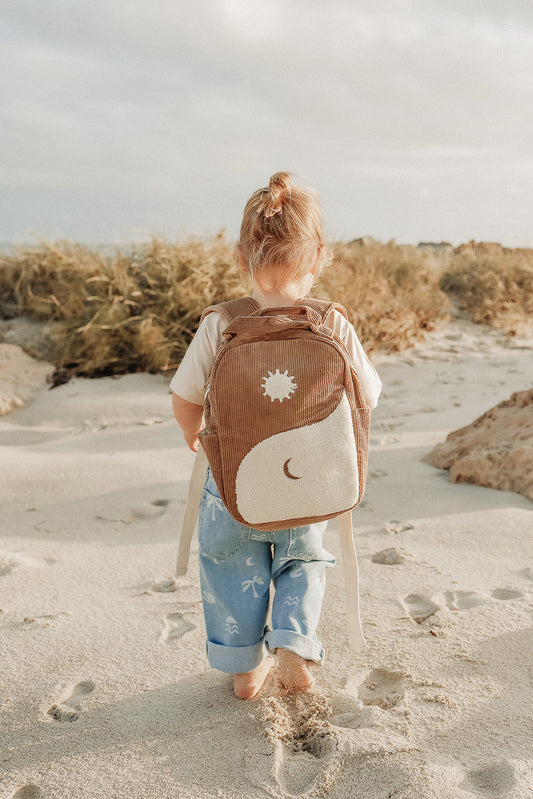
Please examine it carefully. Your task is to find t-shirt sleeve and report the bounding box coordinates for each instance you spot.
[168,312,227,404]
[326,309,382,409]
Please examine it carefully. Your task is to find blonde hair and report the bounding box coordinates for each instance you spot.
[239,172,333,295]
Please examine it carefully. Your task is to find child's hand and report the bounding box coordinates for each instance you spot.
[185,432,200,453]
[172,393,204,454]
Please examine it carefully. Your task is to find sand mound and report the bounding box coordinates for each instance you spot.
[425,388,533,501]
[0,344,53,416]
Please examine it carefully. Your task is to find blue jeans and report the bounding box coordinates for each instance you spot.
[198,467,335,674]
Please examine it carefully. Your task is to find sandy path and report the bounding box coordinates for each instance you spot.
[1,316,532,799]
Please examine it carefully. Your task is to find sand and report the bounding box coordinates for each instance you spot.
[0,343,52,417]
[426,387,533,501]
[1,313,532,799]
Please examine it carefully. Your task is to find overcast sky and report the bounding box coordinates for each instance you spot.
[1,0,532,246]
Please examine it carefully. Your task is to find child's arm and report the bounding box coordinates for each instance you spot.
[326,310,382,408]
[172,393,203,452]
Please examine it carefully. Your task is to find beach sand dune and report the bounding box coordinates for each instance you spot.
[1,315,532,798]
[0,343,52,417]
[426,388,533,501]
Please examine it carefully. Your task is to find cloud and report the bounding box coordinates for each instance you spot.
[1,1,532,244]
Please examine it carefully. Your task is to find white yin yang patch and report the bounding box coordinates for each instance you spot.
[235,391,358,524]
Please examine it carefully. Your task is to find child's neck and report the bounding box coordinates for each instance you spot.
[252,280,313,309]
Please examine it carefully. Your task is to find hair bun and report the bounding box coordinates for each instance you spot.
[258,171,292,218]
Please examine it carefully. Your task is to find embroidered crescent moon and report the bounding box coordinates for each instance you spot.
[283,458,301,480]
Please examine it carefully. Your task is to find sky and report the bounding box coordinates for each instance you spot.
[1,0,532,247]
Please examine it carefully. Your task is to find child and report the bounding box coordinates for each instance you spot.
[171,172,381,700]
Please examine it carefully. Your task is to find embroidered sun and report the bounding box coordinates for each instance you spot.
[261,369,297,403]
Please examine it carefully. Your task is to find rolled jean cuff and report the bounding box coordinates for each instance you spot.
[265,629,324,663]
[206,638,268,674]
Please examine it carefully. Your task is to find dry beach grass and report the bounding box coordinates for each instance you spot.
[0,235,448,376]
[0,234,245,376]
[441,241,533,336]
[1,235,531,378]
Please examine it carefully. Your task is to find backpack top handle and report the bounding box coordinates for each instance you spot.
[252,304,323,326]
[222,306,324,341]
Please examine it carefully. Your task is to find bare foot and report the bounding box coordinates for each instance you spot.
[234,656,275,700]
[277,648,315,692]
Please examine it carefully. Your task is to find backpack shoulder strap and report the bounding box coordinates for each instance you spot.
[338,511,367,652]
[200,296,260,325]
[200,296,347,325]
[297,297,349,323]
[176,447,208,577]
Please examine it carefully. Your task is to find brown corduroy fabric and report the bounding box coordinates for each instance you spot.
[199,298,371,532]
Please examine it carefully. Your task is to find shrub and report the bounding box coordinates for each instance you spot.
[440,244,533,335]
[0,235,454,376]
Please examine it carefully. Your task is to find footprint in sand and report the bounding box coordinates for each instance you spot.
[329,690,362,718]
[0,552,42,576]
[329,689,397,732]
[443,590,486,611]
[160,612,196,642]
[10,787,44,799]
[517,567,533,581]
[47,680,95,722]
[329,672,410,741]
[372,547,405,565]
[379,435,400,445]
[403,590,487,624]
[403,588,524,626]
[259,688,338,797]
[0,553,19,577]
[403,593,441,624]
[151,577,178,593]
[98,499,171,524]
[462,760,515,797]
[128,499,170,522]
[357,668,406,710]
[491,588,524,601]
[384,520,414,535]
[272,736,337,797]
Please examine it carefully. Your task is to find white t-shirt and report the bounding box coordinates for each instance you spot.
[169,305,382,409]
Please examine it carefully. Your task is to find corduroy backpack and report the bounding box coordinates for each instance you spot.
[176,296,372,651]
